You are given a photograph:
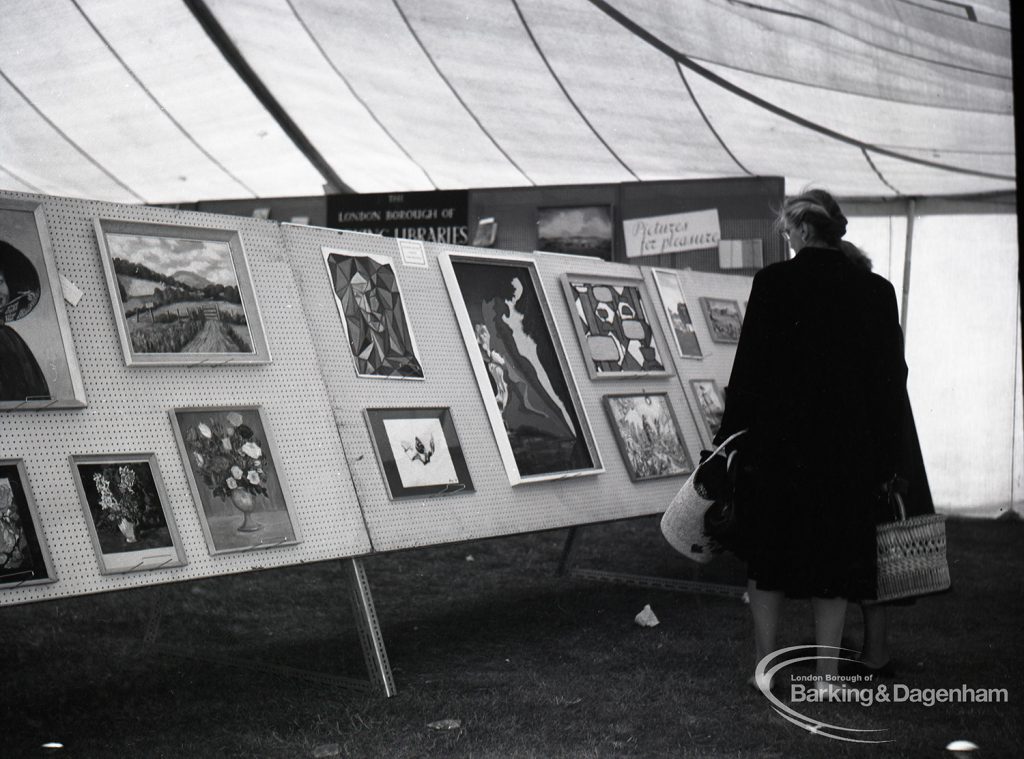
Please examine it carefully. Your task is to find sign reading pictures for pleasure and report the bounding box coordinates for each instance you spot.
[170,406,301,555]
[364,407,474,499]
[651,269,703,359]
[623,209,721,258]
[323,248,424,379]
[562,276,670,379]
[603,394,692,482]
[440,253,600,484]
[94,219,270,366]
[70,454,186,574]
[1,200,87,409]
[0,460,55,588]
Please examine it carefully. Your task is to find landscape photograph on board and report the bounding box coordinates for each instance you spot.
[95,219,270,365]
[536,206,613,259]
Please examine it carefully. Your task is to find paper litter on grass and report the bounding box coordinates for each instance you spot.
[634,604,659,627]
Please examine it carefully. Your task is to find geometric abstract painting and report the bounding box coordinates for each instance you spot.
[323,248,424,379]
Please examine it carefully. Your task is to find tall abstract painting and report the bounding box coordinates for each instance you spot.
[323,249,424,379]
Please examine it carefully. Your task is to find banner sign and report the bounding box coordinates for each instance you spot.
[327,190,469,245]
[622,208,721,258]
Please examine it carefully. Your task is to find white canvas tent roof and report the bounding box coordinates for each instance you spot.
[0,0,1014,203]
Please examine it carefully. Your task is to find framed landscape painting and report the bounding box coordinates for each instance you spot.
[651,268,703,359]
[0,460,55,589]
[603,393,692,482]
[699,297,743,344]
[322,248,424,379]
[1,198,87,409]
[536,205,613,259]
[70,453,186,574]
[690,379,726,441]
[439,251,602,485]
[560,274,671,379]
[364,407,473,499]
[170,406,301,555]
[94,218,271,366]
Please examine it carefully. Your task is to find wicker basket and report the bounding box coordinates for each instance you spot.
[875,494,950,602]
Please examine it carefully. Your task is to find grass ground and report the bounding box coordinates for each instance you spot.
[3,516,1021,758]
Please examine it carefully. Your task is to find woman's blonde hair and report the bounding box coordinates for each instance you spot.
[776,188,848,247]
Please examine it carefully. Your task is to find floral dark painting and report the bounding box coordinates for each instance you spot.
[71,454,185,574]
[171,406,300,555]
[446,257,597,481]
[324,249,424,379]
[603,394,692,481]
[0,460,53,588]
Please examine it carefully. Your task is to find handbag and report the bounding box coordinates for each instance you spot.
[702,446,744,554]
[660,430,746,563]
[875,477,950,602]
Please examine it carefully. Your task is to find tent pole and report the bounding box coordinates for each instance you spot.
[900,198,916,334]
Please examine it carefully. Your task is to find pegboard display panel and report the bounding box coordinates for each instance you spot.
[642,267,754,450]
[283,223,704,553]
[0,191,370,607]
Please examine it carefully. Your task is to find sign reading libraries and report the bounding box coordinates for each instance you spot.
[328,190,469,245]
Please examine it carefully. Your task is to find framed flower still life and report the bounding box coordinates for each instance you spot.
[0,459,56,589]
[170,406,301,555]
[363,407,474,499]
[602,393,693,482]
[70,453,186,574]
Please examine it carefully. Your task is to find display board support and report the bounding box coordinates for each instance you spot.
[557,525,745,599]
[141,558,397,697]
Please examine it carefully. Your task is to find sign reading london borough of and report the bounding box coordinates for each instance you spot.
[623,208,721,258]
[327,190,469,245]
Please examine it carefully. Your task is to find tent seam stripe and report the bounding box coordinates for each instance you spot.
[390,0,534,186]
[675,62,753,176]
[284,0,438,191]
[0,69,146,203]
[861,148,903,195]
[0,162,45,194]
[70,0,258,199]
[510,0,639,181]
[586,0,1015,182]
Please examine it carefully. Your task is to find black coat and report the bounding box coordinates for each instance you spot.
[715,246,907,599]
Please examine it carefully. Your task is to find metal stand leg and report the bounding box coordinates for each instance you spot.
[557,526,581,576]
[344,557,397,697]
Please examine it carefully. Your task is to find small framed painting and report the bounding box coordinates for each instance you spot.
[536,205,613,259]
[651,268,703,359]
[560,274,672,379]
[0,460,55,589]
[363,407,474,499]
[94,218,271,366]
[690,379,726,441]
[1,199,87,409]
[170,406,301,555]
[699,297,743,344]
[439,251,602,485]
[70,453,186,574]
[603,393,693,482]
[322,248,424,379]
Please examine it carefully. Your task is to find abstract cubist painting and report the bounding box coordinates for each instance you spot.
[651,269,703,359]
[0,460,55,588]
[699,297,743,344]
[323,249,424,379]
[603,394,692,482]
[440,253,600,484]
[95,218,271,366]
[562,275,670,379]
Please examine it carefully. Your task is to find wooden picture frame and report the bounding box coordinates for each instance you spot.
[560,274,672,380]
[0,459,56,589]
[363,407,474,499]
[690,379,726,441]
[651,268,703,359]
[699,297,743,344]
[1,198,87,409]
[322,247,425,379]
[439,251,602,485]
[70,453,186,574]
[602,393,693,482]
[94,218,271,366]
[169,405,301,555]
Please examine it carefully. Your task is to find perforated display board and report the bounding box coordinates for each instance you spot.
[0,191,370,607]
